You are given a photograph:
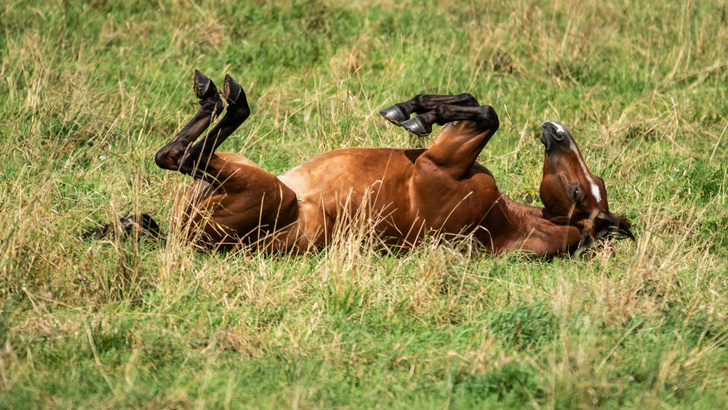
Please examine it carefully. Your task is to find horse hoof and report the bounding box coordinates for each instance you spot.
[379,105,408,125]
[223,74,242,105]
[401,116,430,136]
[193,69,218,100]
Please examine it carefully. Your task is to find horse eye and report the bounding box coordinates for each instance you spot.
[572,187,580,201]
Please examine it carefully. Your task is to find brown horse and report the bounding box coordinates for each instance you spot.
[152,70,633,257]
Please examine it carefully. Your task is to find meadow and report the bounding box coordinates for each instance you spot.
[1,0,727,407]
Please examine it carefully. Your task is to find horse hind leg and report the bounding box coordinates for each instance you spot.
[178,74,250,180]
[172,157,300,248]
[155,70,224,171]
[379,93,479,126]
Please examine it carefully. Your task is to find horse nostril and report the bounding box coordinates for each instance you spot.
[541,121,566,143]
[539,132,550,150]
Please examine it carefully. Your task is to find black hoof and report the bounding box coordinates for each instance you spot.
[379,104,408,125]
[401,116,430,136]
[193,69,218,100]
[223,74,243,105]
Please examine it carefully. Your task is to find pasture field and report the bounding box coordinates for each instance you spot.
[1,0,727,407]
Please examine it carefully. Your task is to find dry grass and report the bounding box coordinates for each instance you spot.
[1,0,727,407]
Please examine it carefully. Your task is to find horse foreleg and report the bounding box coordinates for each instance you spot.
[379,93,479,125]
[397,104,499,137]
[416,105,500,180]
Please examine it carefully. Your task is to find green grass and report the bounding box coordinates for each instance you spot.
[1,0,727,407]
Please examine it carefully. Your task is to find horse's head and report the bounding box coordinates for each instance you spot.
[538,120,634,242]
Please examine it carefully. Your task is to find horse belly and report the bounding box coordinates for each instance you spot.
[276,148,418,246]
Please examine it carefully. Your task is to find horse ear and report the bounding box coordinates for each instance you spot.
[615,214,635,241]
[595,212,635,241]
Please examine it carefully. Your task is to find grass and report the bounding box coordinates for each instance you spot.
[1,0,727,407]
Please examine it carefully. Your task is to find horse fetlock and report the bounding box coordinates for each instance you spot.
[198,97,223,117]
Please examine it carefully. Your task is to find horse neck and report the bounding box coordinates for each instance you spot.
[497,195,585,256]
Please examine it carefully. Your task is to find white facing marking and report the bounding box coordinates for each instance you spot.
[548,120,566,134]
[566,138,602,203]
[546,120,603,204]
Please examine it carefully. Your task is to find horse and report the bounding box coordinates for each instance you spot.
[148,70,633,257]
